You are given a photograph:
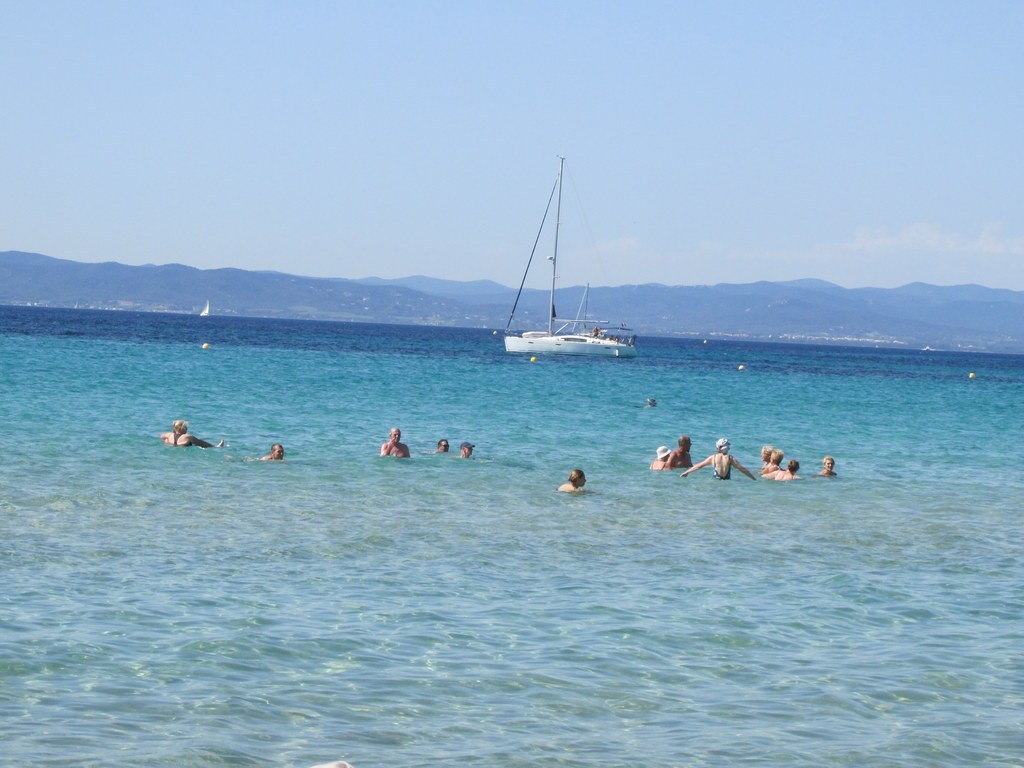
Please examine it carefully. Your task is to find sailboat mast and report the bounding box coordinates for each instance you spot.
[549,155,564,335]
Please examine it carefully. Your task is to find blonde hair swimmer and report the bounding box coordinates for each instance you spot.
[161,420,225,448]
[680,438,757,480]
[558,468,587,492]
[761,448,784,476]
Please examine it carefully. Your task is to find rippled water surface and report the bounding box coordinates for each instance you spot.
[1,307,1022,767]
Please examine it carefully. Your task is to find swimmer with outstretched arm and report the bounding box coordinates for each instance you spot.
[681,438,757,480]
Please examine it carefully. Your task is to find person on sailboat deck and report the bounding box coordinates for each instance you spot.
[680,438,757,480]
[161,420,225,448]
[380,427,410,458]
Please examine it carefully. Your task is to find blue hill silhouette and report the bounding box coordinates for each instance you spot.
[3,250,1022,352]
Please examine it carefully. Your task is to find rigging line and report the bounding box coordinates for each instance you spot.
[504,172,560,333]
[563,163,609,286]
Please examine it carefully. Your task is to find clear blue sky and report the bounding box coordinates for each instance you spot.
[3,1,1023,290]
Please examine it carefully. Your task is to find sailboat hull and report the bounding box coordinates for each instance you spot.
[504,333,637,358]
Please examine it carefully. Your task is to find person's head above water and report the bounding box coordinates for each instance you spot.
[716,438,731,454]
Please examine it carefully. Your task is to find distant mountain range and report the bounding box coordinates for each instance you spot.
[3,250,1024,353]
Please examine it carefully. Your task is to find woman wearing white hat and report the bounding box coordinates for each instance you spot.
[649,445,673,470]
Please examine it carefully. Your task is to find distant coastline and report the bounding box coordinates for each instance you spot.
[3,250,1024,353]
[3,301,923,351]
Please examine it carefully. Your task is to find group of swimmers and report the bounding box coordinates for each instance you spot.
[751,443,838,480]
[376,425,584,491]
[160,422,475,463]
[160,420,284,460]
[161,420,837,486]
[648,435,838,481]
[379,427,475,458]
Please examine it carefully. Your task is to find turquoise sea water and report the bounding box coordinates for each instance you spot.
[1,306,1022,767]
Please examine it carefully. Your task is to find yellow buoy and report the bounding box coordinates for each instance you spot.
[738,364,745,371]
[530,356,537,362]
[969,372,976,379]
[202,343,211,349]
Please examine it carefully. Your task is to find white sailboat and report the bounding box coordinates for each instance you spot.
[504,157,637,358]
[199,300,210,317]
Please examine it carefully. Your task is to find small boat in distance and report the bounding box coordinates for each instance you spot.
[199,300,210,317]
[504,157,637,358]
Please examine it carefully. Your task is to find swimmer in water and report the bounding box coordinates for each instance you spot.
[650,446,673,470]
[681,438,757,480]
[259,443,285,461]
[819,456,837,476]
[160,420,224,448]
[558,468,587,492]
[380,427,410,458]
[761,448,783,477]
[773,459,801,481]
[667,435,693,469]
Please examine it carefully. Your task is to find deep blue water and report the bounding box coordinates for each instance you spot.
[1,306,1022,767]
